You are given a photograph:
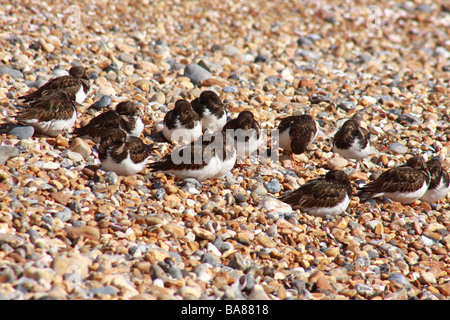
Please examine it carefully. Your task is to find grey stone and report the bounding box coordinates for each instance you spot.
[416,4,433,13]
[387,273,412,288]
[104,171,119,185]
[295,49,321,60]
[69,201,82,214]
[338,100,356,111]
[234,192,247,203]
[184,63,212,85]
[396,113,422,125]
[150,264,168,281]
[354,283,375,297]
[0,146,19,165]
[201,253,220,266]
[388,142,408,154]
[93,95,112,109]
[118,53,135,64]
[89,286,118,296]
[24,79,47,88]
[182,178,202,188]
[8,125,34,139]
[202,201,217,212]
[265,179,281,193]
[26,229,40,243]
[297,36,314,47]
[54,208,72,222]
[254,54,269,64]
[0,67,23,79]
[223,86,238,93]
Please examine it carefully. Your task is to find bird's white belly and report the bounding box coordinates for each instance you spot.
[101,154,148,176]
[420,178,450,203]
[163,120,202,144]
[303,193,350,217]
[26,111,77,136]
[278,127,292,151]
[381,181,429,203]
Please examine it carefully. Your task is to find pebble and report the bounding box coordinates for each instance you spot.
[265,179,282,193]
[388,143,408,154]
[0,67,23,79]
[68,138,91,159]
[328,157,348,169]
[337,100,356,111]
[0,146,19,164]
[184,63,212,85]
[8,125,35,139]
[93,95,112,109]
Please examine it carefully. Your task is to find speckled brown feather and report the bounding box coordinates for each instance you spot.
[149,130,233,172]
[164,100,200,130]
[191,90,226,119]
[73,110,122,140]
[98,129,128,162]
[333,119,369,151]
[426,158,449,190]
[117,102,143,134]
[98,129,154,163]
[222,111,261,141]
[278,115,317,154]
[279,170,352,210]
[358,155,430,195]
[18,66,90,102]
[17,91,77,122]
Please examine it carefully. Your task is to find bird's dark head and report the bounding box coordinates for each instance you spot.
[200,90,220,104]
[100,128,127,146]
[174,99,198,120]
[69,66,88,80]
[426,157,442,173]
[325,169,349,183]
[116,101,142,117]
[406,155,427,170]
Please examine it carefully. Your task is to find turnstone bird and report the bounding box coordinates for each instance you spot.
[357,155,430,204]
[222,110,262,162]
[277,114,318,166]
[162,99,202,144]
[420,158,450,203]
[191,90,228,132]
[98,128,155,176]
[73,101,144,143]
[332,113,371,169]
[16,91,78,136]
[278,170,352,217]
[148,130,236,182]
[18,66,91,104]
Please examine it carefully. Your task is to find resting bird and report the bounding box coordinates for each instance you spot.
[277,114,318,166]
[332,113,371,170]
[279,170,352,217]
[420,157,450,203]
[98,128,155,176]
[191,90,228,132]
[148,129,236,182]
[73,101,144,143]
[16,91,78,136]
[357,155,430,204]
[162,99,202,144]
[18,66,91,104]
[222,110,262,163]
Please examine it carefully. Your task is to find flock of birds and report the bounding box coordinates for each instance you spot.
[11,65,450,218]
